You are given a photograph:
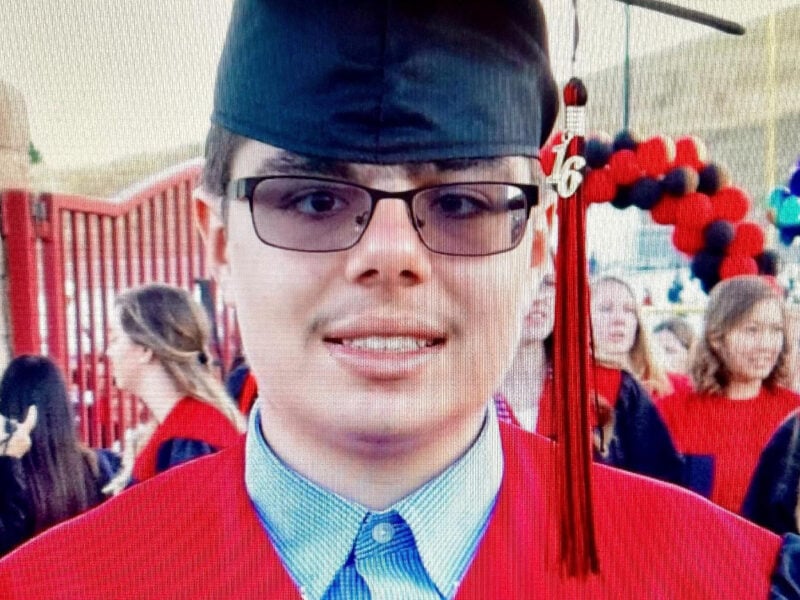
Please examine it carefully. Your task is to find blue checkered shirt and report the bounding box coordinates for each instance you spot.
[244,405,503,600]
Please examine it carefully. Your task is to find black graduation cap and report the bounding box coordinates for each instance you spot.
[212,0,559,163]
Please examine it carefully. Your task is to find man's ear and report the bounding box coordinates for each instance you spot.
[193,187,231,292]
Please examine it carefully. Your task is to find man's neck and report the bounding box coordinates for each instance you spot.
[258,406,487,511]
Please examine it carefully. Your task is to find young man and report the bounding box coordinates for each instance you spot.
[1,1,798,598]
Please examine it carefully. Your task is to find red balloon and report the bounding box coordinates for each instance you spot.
[711,187,750,223]
[583,168,616,203]
[609,149,643,185]
[727,222,765,257]
[720,255,759,279]
[672,226,705,255]
[673,136,706,171]
[674,192,713,229]
[636,136,673,178]
[650,197,679,225]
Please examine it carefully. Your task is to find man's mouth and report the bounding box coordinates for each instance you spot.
[326,335,444,352]
[323,331,446,380]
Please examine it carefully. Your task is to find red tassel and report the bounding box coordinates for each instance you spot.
[550,77,599,577]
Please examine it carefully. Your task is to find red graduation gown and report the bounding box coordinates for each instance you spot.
[658,385,800,513]
[131,397,242,483]
[0,423,781,599]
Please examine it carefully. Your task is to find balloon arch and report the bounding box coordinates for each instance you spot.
[541,131,779,293]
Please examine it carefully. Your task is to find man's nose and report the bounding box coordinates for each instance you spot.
[343,198,432,287]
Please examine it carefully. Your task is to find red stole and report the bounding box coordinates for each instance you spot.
[131,396,241,482]
[1,422,780,599]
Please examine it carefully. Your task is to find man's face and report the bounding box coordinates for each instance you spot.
[206,139,544,454]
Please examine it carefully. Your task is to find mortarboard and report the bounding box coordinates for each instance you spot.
[212,0,559,163]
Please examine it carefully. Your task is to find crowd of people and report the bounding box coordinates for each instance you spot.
[0,283,244,555]
[501,271,800,524]
[1,0,799,597]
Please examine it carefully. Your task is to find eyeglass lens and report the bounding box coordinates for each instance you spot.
[249,178,531,255]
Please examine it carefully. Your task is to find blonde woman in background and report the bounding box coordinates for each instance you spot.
[104,284,245,492]
[590,275,680,400]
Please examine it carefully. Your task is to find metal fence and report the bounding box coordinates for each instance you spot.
[0,160,239,449]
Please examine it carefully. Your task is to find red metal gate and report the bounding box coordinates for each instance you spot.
[0,160,239,449]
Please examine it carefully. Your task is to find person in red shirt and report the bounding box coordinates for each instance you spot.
[658,275,800,513]
[103,284,245,492]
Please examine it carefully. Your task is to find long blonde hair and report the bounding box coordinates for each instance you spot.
[690,275,790,395]
[591,275,672,397]
[115,283,245,432]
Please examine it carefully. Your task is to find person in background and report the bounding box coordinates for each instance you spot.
[0,355,118,556]
[495,254,683,486]
[590,275,676,399]
[742,409,800,535]
[494,253,555,432]
[652,317,696,382]
[103,283,245,492]
[0,1,795,597]
[658,275,800,514]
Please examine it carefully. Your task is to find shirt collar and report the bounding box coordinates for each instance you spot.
[396,405,503,596]
[244,402,503,599]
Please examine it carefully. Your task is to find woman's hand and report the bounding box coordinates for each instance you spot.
[102,421,156,495]
[0,406,38,459]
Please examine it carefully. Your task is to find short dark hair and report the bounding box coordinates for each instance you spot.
[201,124,245,224]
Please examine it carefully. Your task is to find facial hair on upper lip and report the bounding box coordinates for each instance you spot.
[307,304,456,342]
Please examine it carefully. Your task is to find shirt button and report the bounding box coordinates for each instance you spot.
[371,521,394,544]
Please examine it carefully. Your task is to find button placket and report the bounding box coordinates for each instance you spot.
[371,521,395,544]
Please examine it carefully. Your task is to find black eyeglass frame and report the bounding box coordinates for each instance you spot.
[228,176,540,257]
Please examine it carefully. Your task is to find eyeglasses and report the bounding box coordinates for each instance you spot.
[228,176,539,256]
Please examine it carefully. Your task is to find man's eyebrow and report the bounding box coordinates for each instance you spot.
[256,152,351,179]
[255,153,517,180]
[412,157,517,180]
[429,158,506,173]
